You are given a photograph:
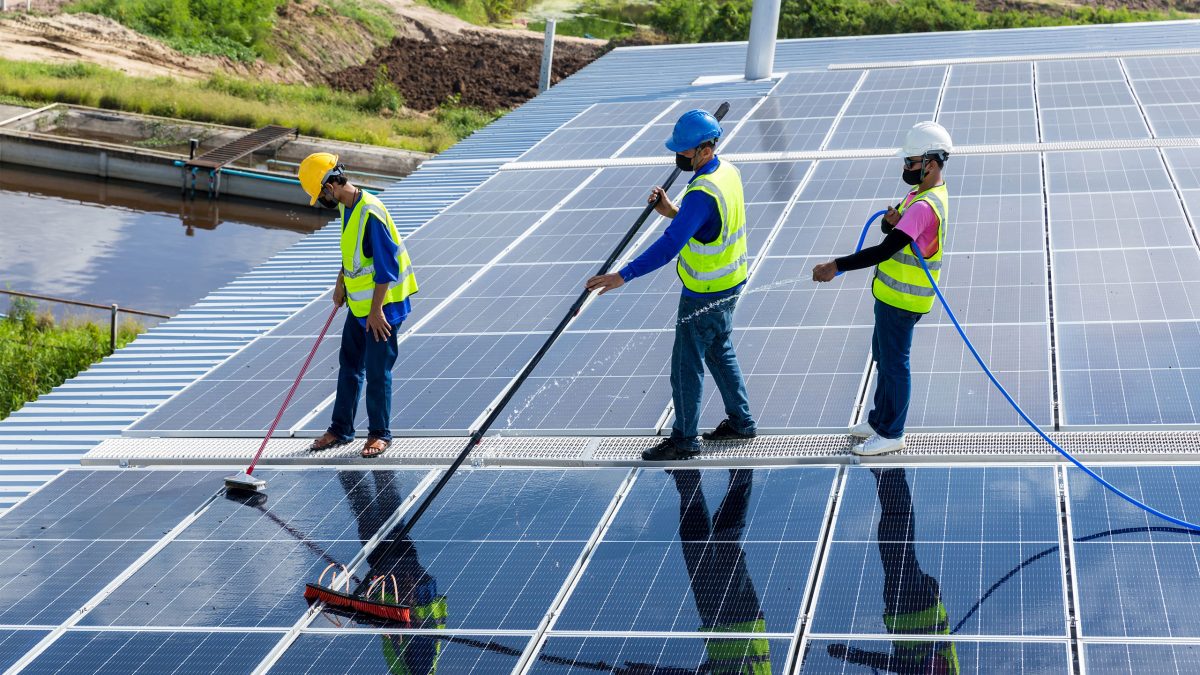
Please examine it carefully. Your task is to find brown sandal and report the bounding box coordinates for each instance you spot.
[361,437,391,459]
[309,433,351,452]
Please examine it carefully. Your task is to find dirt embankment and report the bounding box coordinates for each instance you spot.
[330,31,605,111]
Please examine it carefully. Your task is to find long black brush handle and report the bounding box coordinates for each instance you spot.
[356,102,731,591]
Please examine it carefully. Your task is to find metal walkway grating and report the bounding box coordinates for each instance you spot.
[185,124,297,170]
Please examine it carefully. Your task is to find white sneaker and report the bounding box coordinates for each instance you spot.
[852,433,906,456]
[848,421,875,438]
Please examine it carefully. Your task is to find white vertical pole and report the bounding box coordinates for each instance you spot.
[538,19,556,93]
[745,0,781,81]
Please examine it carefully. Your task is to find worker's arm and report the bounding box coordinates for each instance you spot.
[364,214,399,341]
[835,228,914,272]
[586,190,714,294]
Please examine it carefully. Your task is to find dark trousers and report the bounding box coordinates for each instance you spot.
[868,299,922,439]
[328,311,399,441]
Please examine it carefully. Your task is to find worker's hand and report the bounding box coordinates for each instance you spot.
[812,261,838,283]
[365,310,391,342]
[649,186,678,218]
[332,282,345,308]
[883,205,901,229]
[585,272,625,295]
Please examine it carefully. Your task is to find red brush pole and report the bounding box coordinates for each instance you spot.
[246,303,342,476]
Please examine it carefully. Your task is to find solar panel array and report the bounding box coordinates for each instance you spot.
[124,52,1200,441]
[9,462,1200,671]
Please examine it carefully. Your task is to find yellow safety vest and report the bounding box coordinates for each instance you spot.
[676,160,749,294]
[883,601,961,675]
[380,596,448,675]
[340,191,419,318]
[703,618,773,675]
[872,183,948,314]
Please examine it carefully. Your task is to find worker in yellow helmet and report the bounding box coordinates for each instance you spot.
[812,122,952,457]
[297,153,419,459]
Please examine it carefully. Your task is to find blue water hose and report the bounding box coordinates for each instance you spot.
[848,211,1200,531]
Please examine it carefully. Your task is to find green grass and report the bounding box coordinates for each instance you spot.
[0,58,501,153]
[67,0,282,61]
[0,298,142,421]
[323,0,397,43]
[419,0,491,25]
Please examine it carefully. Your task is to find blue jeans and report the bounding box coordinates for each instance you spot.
[328,311,399,441]
[670,292,756,449]
[867,299,922,439]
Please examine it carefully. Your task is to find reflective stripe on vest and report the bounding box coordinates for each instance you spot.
[872,183,948,314]
[676,160,749,294]
[340,192,419,318]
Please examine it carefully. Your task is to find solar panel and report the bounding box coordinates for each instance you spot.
[418,262,596,333]
[1045,148,1172,192]
[858,67,946,92]
[940,84,1034,112]
[298,332,546,435]
[272,633,529,674]
[947,62,1032,88]
[771,70,861,96]
[518,126,647,163]
[800,639,1071,673]
[939,109,1039,145]
[1068,466,1200,638]
[562,100,677,129]
[1085,643,1200,674]
[23,631,279,674]
[0,470,219,625]
[825,113,932,150]
[319,468,628,630]
[1036,58,1125,84]
[722,118,835,154]
[750,93,847,120]
[553,467,835,632]
[1144,102,1200,137]
[845,87,940,117]
[1039,106,1149,142]
[82,469,428,628]
[529,636,793,674]
[1122,54,1200,80]
[1038,80,1138,109]
[0,631,50,671]
[497,330,673,433]
[809,467,1065,637]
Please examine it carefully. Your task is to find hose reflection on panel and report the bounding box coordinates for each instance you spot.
[827,468,959,675]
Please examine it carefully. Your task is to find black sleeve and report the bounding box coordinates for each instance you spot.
[835,228,914,272]
[881,202,902,234]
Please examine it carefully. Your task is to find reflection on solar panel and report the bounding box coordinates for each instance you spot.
[810,467,1065,637]
[800,639,1070,673]
[1085,643,1200,675]
[25,632,279,674]
[554,467,835,633]
[271,633,529,674]
[1068,466,1200,639]
[530,636,793,674]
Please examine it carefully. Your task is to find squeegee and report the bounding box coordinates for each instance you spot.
[224,303,342,493]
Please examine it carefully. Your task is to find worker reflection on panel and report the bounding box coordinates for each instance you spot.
[339,471,448,674]
[670,468,772,674]
[827,468,959,674]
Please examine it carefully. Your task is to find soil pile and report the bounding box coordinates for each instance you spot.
[330,32,606,111]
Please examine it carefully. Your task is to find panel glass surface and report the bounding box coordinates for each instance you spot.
[1069,466,1200,637]
[562,100,675,129]
[299,332,547,434]
[405,211,542,266]
[530,636,793,674]
[497,330,673,433]
[1039,106,1149,142]
[1045,148,1172,193]
[939,83,1033,112]
[451,169,596,213]
[272,633,529,674]
[773,70,862,96]
[1142,102,1200,137]
[1163,147,1200,189]
[938,109,1038,145]
[84,469,428,628]
[750,93,847,120]
[319,468,628,630]
[0,630,49,671]
[769,199,890,258]
[811,467,1064,637]
[947,62,1032,88]
[825,113,931,150]
[24,631,280,674]
[1130,77,1200,106]
[0,470,220,626]
[509,207,645,264]
[418,262,595,333]
[1123,54,1200,81]
[556,467,835,632]
[722,118,834,154]
[519,126,643,163]
[698,326,871,431]
[1085,643,1200,674]
[1036,58,1125,84]
[890,322,1051,430]
[1052,248,1200,322]
[859,67,946,92]
[1047,191,1192,250]
[1037,80,1137,109]
[800,639,1070,674]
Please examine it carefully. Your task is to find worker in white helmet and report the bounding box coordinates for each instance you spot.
[811,121,952,456]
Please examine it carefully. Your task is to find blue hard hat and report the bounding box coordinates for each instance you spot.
[666,109,722,153]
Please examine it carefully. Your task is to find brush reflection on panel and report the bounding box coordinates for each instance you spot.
[672,468,773,674]
[334,471,446,674]
[826,468,960,675]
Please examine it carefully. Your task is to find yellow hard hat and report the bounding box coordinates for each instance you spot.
[297,152,340,205]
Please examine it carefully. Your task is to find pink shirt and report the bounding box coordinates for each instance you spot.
[895,191,941,258]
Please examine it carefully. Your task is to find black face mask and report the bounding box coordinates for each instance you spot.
[317,195,338,209]
[902,167,923,186]
[675,153,695,172]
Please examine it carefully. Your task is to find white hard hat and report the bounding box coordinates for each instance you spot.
[898,121,953,159]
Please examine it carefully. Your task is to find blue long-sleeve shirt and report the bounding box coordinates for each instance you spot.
[617,157,745,298]
[346,191,411,328]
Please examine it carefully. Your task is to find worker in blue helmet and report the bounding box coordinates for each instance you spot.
[586,109,757,461]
